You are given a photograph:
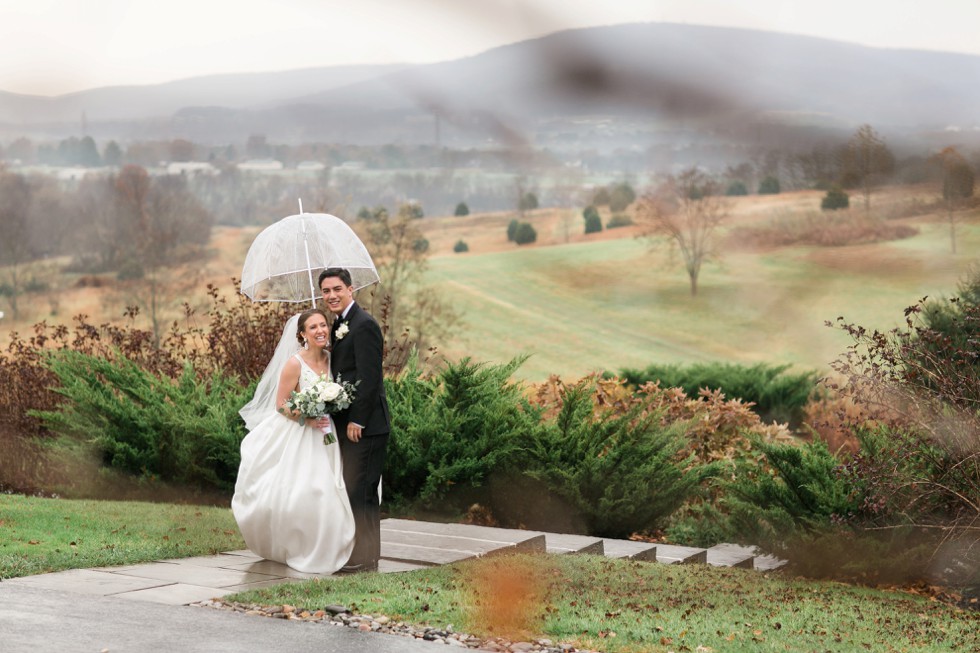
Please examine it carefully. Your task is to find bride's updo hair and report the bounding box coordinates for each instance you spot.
[296,309,329,345]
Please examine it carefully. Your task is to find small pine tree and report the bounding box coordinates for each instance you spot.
[453,240,469,253]
[506,218,519,242]
[583,206,602,234]
[821,187,850,210]
[726,180,748,196]
[454,202,470,217]
[514,222,537,245]
[758,176,781,195]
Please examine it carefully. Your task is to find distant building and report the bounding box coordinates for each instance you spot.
[166,161,217,176]
[55,166,95,181]
[238,159,284,172]
[296,161,327,172]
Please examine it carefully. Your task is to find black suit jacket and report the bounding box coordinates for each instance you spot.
[330,302,391,437]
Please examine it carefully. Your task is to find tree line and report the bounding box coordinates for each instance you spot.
[0,165,211,327]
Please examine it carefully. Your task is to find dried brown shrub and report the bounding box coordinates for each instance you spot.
[800,392,881,456]
[731,209,919,249]
[526,373,794,465]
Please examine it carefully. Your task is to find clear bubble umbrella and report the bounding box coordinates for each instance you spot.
[241,210,379,307]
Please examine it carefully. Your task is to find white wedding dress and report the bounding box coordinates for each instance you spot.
[232,355,355,573]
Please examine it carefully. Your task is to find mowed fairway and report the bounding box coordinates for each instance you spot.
[426,212,980,381]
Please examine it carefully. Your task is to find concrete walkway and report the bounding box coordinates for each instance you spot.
[3,518,785,606]
[1,518,785,652]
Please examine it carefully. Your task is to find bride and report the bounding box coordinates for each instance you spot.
[232,309,354,573]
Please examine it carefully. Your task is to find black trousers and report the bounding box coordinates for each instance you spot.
[337,431,388,565]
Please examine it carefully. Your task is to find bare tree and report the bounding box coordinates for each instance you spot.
[931,146,975,254]
[0,172,33,319]
[840,124,895,213]
[109,165,212,342]
[356,209,458,367]
[639,167,730,297]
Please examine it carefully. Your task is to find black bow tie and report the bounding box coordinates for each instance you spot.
[333,319,344,331]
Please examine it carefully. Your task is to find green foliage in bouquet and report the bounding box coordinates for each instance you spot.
[33,350,251,491]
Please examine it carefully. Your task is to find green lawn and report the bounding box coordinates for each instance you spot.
[426,218,980,381]
[3,497,977,653]
[229,552,980,653]
[0,494,244,579]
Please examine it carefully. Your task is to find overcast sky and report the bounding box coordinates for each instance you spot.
[3,0,980,96]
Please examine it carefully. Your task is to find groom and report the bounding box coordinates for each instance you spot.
[319,267,391,573]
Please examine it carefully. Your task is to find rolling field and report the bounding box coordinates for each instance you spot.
[2,189,977,383]
[425,206,980,380]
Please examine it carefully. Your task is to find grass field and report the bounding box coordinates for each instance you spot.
[229,553,980,653]
[2,189,977,384]
[0,494,244,579]
[3,496,976,653]
[425,207,980,380]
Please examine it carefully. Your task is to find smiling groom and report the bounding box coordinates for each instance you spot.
[319,267,391,573]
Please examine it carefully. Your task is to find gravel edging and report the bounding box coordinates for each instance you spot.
[192,599,604,653]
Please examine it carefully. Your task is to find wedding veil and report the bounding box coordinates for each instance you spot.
[239,313,301,431]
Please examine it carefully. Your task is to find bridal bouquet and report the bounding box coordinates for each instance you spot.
[283,375,356,445]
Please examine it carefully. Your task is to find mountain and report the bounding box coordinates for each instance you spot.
[0,64,406,124]
[2,23,979,146]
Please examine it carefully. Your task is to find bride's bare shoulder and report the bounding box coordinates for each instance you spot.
[281,356,302,375]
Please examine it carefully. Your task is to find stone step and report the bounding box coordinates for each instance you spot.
[600,538,658,562]
[710,543,788,571]
[654,543,707,565]
[380,518,546,566]
[706,544,756,569]
[522,531,605,555]
[753,553,788,571]
[379,519,785,572]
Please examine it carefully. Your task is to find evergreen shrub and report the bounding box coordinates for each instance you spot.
[605,213,633,229]
[583,206,602,234]
[619,361,819,428]
[33,350,251,491]
[821,187,850,210]
[726,180,748,196]
[513,222,537,245]
[522,381,715,539]
[383,354,535,509]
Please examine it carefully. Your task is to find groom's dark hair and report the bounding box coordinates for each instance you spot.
[319,268,352,288]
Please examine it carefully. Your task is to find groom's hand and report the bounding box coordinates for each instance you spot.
[347,423,363,443]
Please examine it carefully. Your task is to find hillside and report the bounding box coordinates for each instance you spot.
[423,203,976,379]
[2,189,976,382]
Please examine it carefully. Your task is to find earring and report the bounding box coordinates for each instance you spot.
[303,338,309,350]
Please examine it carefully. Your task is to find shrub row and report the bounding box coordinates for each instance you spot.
[33,351,252,492]
[730,210,919,248]
[384,359,788,538]
[618,361,820,429]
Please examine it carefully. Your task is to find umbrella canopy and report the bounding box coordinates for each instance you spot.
[241,212,379,305]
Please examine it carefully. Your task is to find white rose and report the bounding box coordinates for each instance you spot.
[318,382,343,402]
[336,323,350,339]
